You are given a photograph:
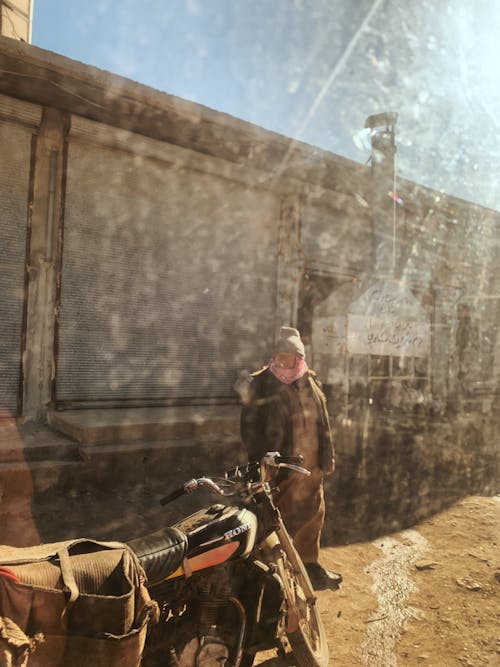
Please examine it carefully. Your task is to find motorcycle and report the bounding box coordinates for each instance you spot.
[128,452,329,667]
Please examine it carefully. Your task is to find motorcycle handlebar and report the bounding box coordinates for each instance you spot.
[160,477,228,505]
[260,452,310,474]
[159,453,311,505]
[274,454,304,466]
[159,486,188,505]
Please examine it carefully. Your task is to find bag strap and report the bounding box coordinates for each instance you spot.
[57,547,80,628]
[0,539,131,566]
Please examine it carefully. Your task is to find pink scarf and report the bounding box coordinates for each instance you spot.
[269,358,309,385]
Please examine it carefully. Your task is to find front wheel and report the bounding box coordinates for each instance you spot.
[277,549,329,667]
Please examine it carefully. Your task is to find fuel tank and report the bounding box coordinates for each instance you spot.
[168,504,258,578]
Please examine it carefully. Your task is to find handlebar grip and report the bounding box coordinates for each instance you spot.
[159,487,186,505]
[275,454,304,466]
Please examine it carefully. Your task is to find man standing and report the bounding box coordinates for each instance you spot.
[240,326,342,591]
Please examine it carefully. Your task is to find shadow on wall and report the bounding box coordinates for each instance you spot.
[0,409,40,547]
[322,407,499,546]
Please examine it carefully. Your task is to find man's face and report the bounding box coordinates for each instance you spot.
[273,352,297,369]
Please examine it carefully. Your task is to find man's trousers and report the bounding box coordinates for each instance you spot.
[275,468,325,564]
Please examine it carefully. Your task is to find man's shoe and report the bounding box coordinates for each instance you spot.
[304,562,343,591]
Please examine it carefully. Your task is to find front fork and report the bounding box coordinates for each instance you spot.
[261,517,316,634]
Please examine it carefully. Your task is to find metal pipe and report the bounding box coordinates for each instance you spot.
[365,112,398,278]
[228,596,247,667]
[45,149,58,261]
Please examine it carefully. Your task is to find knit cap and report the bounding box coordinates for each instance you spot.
[274,326,305,359]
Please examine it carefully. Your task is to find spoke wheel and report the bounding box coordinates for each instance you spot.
[278,555,329,667]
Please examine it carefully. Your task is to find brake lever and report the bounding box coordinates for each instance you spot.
[279,463,311,476]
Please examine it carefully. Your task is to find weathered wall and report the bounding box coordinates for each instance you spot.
[0,1,33,43]
[24,412,498,546]
[0,37,499,547]
[323,412,499,545]
[0,96,36,414]
[0,37,369,417]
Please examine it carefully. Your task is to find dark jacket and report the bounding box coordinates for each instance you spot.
[240,367,335,474]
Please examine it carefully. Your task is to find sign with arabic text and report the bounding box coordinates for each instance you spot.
[347,314,430,357]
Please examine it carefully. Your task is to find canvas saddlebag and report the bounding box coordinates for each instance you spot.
[0,539,158,667]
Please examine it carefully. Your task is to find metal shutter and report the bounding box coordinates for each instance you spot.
[57,136,279,403]
[0,119,32,414]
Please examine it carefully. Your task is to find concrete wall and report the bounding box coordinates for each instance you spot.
[0,37,366,419]
[0,37,498,546]
[0,1,33,42]
[323,413,498,545]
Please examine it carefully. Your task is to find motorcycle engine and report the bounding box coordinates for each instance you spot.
[177,636,229,666]
[173,568,235,666]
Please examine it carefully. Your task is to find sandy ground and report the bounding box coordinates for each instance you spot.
[254,495,500,667]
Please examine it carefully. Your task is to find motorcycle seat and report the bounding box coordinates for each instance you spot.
[128,527,188,587]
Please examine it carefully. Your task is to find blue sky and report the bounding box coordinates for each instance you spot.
[32,0,500,211]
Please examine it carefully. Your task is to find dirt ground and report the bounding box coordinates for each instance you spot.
[254,495,500,667]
